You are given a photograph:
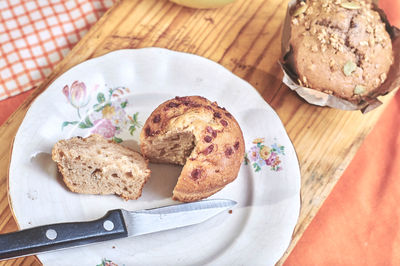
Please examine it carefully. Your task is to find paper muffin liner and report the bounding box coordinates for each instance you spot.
[280,0,400,113]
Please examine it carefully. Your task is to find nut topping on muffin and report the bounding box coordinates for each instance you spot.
[290,0,393,103]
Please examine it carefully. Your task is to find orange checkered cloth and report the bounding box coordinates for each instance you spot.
[0,0,115,101]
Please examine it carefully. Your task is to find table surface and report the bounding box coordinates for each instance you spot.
[0,0,395,265]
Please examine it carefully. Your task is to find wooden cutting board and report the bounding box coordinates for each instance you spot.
[0,0,394,264]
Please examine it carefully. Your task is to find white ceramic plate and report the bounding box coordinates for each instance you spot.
[9,48,300,266]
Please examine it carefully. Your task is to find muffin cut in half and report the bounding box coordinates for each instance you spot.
[52,134,151,200]
[140,96,245,202]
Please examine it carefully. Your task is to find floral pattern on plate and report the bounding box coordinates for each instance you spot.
[245,138,285,172]
[97,258,119,266]
[9,48,301,265]
[61,81,141,143]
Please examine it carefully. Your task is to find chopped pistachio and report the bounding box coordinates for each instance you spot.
[293,4,308,17]
[343,61,357,76]
[354,85,365,95]
[340,2,361,10]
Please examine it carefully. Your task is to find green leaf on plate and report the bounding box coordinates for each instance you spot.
[112,136,123,143]
[129,125,136,135]
[97,93,105,103]
[78,122,89,129]
[85,116,93,127]
[244,153,249,165]
[132,112,139,122]
[61,121,78,130]
[93,103,103,112]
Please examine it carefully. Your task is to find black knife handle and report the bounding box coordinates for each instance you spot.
[0,209,128,260]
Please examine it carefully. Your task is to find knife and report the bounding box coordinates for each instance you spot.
[0,199,236,260]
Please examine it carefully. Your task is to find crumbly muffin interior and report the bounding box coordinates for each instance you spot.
[140,131,196,165]
[52,135,150,200]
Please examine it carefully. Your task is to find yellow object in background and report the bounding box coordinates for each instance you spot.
[169,0,235,9]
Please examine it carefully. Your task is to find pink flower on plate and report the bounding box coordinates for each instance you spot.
[63,81,90,109]
[265,152,278,166]
[91,119,116,138]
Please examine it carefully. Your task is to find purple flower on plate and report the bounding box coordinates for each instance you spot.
[249,146,260,162]
[266,152,278,166]
[91,119,116,138]
[62,81,90,109]
[245,138,285,172]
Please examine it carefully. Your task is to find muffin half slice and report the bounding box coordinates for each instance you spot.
[52,134,151,200]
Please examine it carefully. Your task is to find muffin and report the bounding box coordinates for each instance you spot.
[52,134,151,200]
[289,0,393,104]
[140,96,245,202]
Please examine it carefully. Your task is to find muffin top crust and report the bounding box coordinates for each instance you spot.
[290,0,393,103]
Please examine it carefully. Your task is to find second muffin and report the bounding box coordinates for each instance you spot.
[290,0,393,104]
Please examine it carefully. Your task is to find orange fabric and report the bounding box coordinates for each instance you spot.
[380,0,400,27]
[0,90,32,125]
[285,89,400,265]
[285,1,400,264]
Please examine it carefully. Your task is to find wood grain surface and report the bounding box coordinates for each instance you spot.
[0,0,394,265]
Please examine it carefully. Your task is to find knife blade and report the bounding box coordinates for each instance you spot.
[0,199,236,260]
